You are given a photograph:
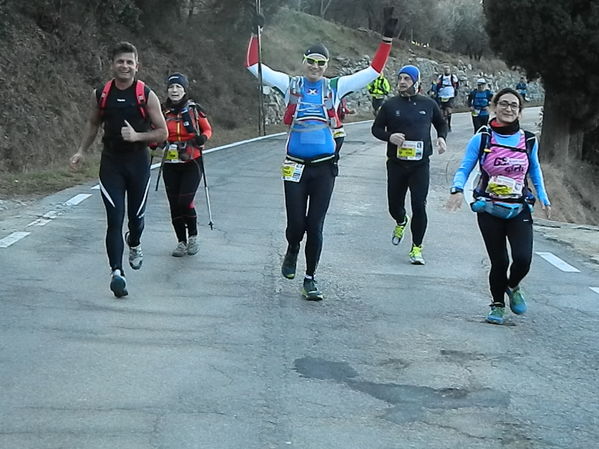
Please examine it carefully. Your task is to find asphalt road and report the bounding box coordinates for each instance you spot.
[1,108,598,449]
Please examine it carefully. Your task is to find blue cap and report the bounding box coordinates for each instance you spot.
[167,72,189,90]
[397,65,420,84]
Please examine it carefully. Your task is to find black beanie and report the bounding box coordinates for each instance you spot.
[304,43,330,59]
[166,72,189,90]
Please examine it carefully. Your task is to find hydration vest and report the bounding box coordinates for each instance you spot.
[283,76,340,132]
[98,79,148,119]
[438,74,458,89]
[471,89,492,109]
[163,101,205,161]
[475,125,537,202]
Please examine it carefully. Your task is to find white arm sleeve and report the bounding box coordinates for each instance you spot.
[336,66,380,100]
[247,64,290,99]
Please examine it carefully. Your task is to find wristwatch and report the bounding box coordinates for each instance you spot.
[450,187,463,194]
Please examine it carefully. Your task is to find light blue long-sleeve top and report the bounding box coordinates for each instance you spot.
[452,131,551,206]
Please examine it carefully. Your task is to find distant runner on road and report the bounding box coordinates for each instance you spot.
[245,12,397,300]
[467,78,493,133]
[437,65,459,132]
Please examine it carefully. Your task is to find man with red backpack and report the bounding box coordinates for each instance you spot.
[70,41,167,298]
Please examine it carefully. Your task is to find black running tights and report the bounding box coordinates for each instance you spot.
[386,160,430,246]
[284,162,336,277]
[99,150,150,272]
[477,207,533,305]
[162,159,202,243]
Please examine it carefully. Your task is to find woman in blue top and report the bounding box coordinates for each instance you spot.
[447,88,551,324]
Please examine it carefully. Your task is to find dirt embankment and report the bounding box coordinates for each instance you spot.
[0,5,597,230]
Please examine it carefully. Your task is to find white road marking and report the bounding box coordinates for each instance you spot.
[42,211,58,219]
[203,132,286,155]
[590,287,599,295]
[64,193,92,206]
[535,251,580,272]
[26,210,59,227]
[27,218,52,227]
[91,185,100,190]
[0,232,31,248]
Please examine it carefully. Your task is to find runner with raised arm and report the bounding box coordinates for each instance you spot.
[245,13,397,300]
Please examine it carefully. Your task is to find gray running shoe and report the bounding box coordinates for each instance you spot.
[186,236,199,256]
[172,241,187,257]
[110,269,128,298]
[125,232,143,270]
[129,245,143,269]
[282,248,299,279]
[302,277,324,301]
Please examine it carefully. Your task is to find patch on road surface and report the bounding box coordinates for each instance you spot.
[293,356,358,381]
[294,356,510,424]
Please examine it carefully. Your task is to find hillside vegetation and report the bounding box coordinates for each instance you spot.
[0,4,597,225]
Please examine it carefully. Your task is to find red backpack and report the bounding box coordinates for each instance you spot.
[98,79,148,119]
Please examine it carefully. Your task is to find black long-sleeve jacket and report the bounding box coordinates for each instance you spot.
[371,94,447,164]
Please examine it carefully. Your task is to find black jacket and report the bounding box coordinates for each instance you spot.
[371,94,447,164]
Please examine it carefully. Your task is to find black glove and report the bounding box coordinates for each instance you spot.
[382,17,398,38]
[195,134,207,146]
[253,11,265,31]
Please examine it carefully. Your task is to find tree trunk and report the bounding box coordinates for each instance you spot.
[320,0,333,18]
[539,86,572,163]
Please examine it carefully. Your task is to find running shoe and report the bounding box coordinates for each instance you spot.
[110,269,128,298]
[486,305,505,325]
[506,286,527,315]
[186,236,199,256]
[281,247,299,279]
[302,277,324,301]
[392,216,409,245]
[125,232,143,270]
[172,241,187,257]
[409,245,425,265]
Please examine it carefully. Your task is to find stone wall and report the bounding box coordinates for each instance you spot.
[258,52,544,123]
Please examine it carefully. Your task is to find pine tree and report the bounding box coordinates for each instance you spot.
[484,0,599,162]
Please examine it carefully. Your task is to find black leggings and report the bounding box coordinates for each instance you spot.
[472,114,489,133]
[386,160,430,246]
[162,159,203,243]
[477,207,533,305]
[99,150,150,272]
[284,162,336,277]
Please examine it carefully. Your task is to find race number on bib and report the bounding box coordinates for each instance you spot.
[281,160,305,182]
[486,175,523,197]
[165,144,179,161]
[397,140,424,161]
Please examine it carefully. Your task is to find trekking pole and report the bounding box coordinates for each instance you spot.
[198,156,214,230]
[255,0,266,136]
[155,146,167,191]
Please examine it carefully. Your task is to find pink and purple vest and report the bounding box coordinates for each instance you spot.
[481,131,529,199]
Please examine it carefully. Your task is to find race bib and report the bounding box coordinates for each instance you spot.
[440,97,450,103]
[486,175,523,197]
[333,127,346,138]
[397,140,424,161]
[165,144,179,161]
[281,160,305,182]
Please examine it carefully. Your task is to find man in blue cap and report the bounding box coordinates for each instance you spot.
[372,64,448,265]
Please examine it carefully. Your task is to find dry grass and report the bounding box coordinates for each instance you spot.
[540,159,599,226]
[1,6,597,227]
